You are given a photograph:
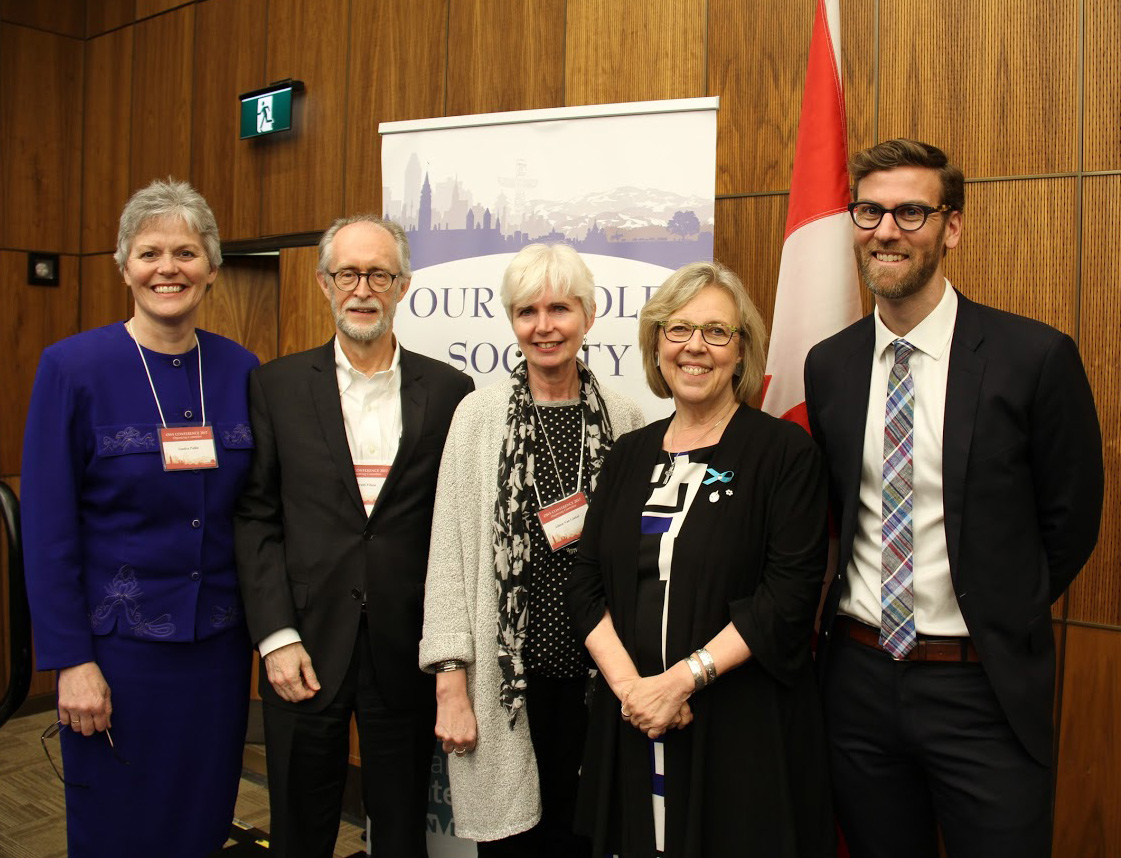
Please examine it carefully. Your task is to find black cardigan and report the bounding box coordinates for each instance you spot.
[565,404,835,858]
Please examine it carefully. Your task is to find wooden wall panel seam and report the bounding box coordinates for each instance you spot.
[81,25,134,254]
[1066,619,1121,633]
[339,0,353,218]
[134,1,194,22]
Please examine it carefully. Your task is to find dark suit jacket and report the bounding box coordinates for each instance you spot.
[235,340,474,712]
[804,291,1103,764]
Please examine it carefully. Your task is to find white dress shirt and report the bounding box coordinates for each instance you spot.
[840,281,969,636]
[335,336,403,513]
[258,337,403,657]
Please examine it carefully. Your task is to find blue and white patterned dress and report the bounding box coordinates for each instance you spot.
[637,445,718,855]
[568,404,834,858]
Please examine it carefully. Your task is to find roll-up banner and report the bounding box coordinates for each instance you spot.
[380,97,718,424]
[377,97,718,855]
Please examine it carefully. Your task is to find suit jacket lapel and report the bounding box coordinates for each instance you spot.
[309,339,366,516]
[943,293,984,575]
[836,321,875,560]
[370,347,426,521]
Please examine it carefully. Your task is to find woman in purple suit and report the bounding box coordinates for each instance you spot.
[21,179,258,856]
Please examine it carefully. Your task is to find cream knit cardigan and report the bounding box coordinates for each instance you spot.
[419,376,645,842]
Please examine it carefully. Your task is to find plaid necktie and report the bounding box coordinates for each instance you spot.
[881,338,916,658]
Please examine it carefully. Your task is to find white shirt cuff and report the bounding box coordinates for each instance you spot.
[258,627,302,658]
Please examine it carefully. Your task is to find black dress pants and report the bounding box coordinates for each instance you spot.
[823,632,1052,858]
[476,675,592,858]
[263,616,434,858]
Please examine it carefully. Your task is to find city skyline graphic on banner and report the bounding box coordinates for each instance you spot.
[383,152,714,271]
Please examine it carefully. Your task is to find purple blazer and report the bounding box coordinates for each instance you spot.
[21,322,259,670]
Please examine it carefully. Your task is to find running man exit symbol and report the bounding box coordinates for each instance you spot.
[239,80,302,139]
[257,96,274,132]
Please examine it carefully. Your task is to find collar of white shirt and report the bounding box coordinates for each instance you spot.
[872,278,958,364]
[333,336,401,396]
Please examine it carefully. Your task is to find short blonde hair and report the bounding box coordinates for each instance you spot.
[638,261,767,403]
[499,243,596,320]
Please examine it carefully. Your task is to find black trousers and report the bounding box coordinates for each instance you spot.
[823,632,1052,858]
[476,675,592,858]
[263,616,434,858]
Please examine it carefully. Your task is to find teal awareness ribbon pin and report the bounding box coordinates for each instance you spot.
[703,468,734,485]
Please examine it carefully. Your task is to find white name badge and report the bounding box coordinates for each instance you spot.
[536,491,589,552]
[159,425,219,471]
[355,464,391,510]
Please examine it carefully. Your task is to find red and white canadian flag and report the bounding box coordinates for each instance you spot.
[760,0,861,431]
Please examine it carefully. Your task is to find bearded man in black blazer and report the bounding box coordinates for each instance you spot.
[235,215,473,857]
[804,140,1103,858]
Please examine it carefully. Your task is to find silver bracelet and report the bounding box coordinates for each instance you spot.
[694,648,717,685]
[685,654,707,692]
[433,659,466,673]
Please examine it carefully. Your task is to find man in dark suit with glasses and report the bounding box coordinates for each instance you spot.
[236,215,473,857]
[805,139,1103,858]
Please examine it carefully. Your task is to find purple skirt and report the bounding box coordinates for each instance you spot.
[60,627,251,857]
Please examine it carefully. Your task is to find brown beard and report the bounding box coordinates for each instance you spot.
[856,222,946,300]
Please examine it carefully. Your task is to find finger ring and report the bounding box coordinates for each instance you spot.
[70,718,80,723]
[620,709,631,718]
[454,748,466,756]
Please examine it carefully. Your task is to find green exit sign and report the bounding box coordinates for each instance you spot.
[239,80,303,139]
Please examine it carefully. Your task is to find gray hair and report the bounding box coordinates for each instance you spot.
[115,178,221,272]
[317,215,411,280]
[638,260,768,403]
[499,243,596,321]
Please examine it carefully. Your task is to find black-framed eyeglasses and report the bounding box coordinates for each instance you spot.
[657,320,740,347]
[41,720,129,787]
[848,201,953,232]
[327,268,401,292]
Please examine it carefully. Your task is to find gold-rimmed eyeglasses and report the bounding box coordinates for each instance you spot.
[41,720,129,787]
[657,320,740,347]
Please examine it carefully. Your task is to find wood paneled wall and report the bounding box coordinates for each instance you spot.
[197,256,281,365]
[82,26,134,254]
[0,23,83,254]
[1,1,1118,851]
[345,0,448,216]
[0,253,80,475]
[191,0,266,240]
[259,0,348,236]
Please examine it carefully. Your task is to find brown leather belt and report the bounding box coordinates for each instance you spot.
[833,616,980,663]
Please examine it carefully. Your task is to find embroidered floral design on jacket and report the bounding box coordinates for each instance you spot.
[100,427,157,454]
[90,566,176,637]
[221,423,253,446]
[211,604,240,628]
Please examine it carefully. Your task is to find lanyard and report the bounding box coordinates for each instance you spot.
[530,401,585,509]
[128,322,207,428]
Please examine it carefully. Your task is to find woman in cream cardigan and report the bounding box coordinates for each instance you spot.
[420,243,644,855]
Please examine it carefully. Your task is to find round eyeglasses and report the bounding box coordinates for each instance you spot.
[848,202,953,232]
[327,268,401,292]
[657,320,740,347]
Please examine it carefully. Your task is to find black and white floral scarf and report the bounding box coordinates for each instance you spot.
[493,359,615,724]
